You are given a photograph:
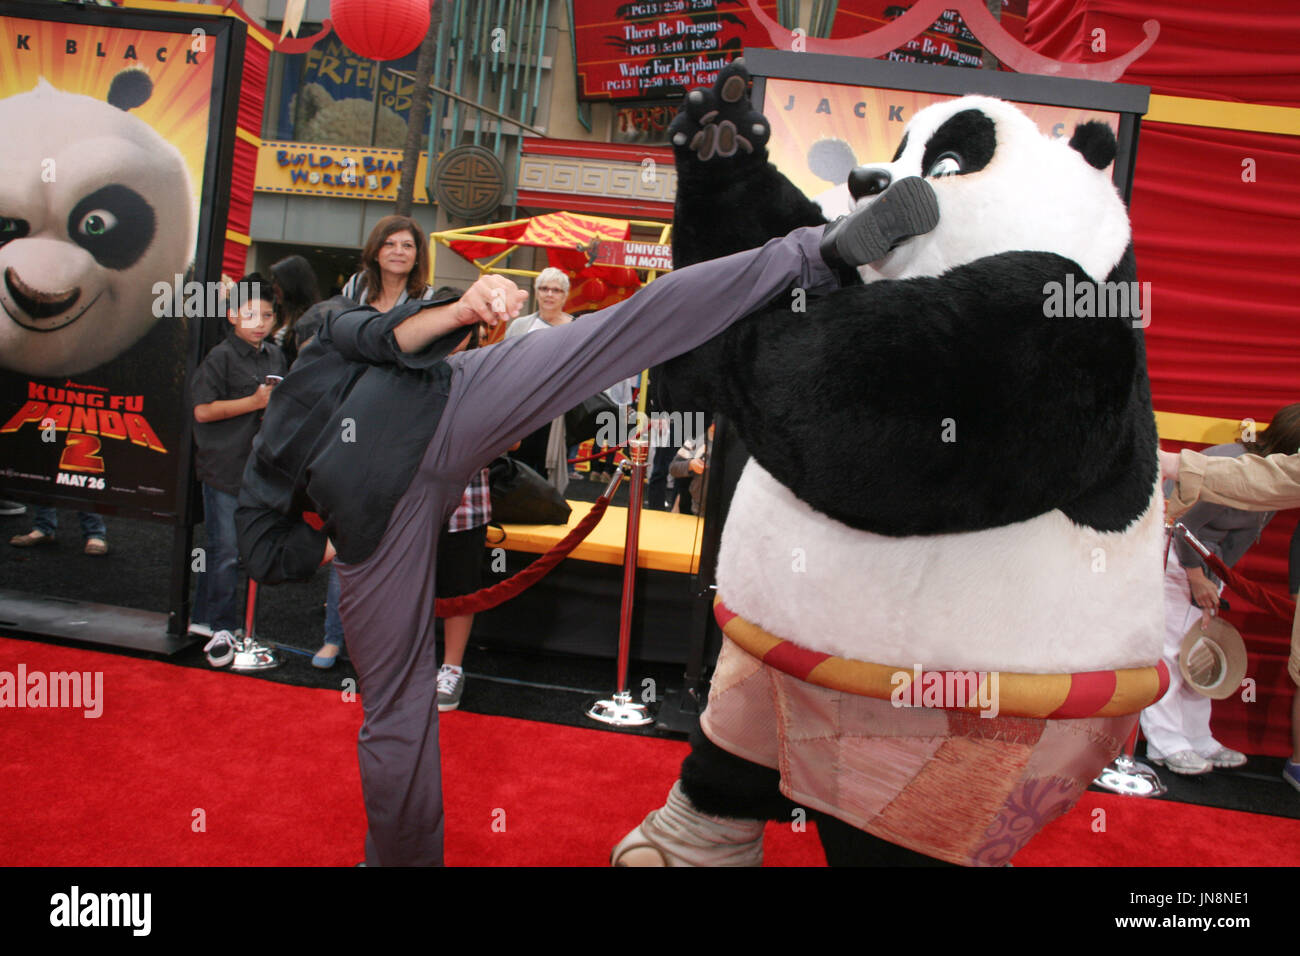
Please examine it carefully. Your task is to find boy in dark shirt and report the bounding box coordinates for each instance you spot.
[190,275,286,659]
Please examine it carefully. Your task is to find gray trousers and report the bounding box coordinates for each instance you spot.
[334,227,835,865]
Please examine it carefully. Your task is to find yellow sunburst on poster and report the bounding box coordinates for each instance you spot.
[0,16,215,231]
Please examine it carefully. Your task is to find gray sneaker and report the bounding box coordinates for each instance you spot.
[437,665,465,712]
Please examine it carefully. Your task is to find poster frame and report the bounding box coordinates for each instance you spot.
[0,0,248,646]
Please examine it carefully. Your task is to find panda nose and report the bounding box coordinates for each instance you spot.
[848,167,892,200]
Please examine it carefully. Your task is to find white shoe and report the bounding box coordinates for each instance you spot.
[1149,749,1212,775]
[188,622,214,638]
[1200,746,1247,769]
[203,630,237,667]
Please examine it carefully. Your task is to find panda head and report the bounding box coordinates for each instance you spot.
[0,70,194,377]
[846,96,1130,284]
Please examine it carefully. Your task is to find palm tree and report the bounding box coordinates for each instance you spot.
[395,2,441,215]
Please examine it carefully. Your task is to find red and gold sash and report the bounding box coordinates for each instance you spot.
[714,596,1168,719]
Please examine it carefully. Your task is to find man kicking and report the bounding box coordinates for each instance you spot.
[237,179,939,866]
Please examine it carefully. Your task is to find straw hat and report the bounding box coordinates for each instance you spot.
[1178,616,1249,700]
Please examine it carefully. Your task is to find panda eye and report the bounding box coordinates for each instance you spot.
[67,185,155,271]
[926,152,963,178]
[78,210,118,238]
[0,217,30,247]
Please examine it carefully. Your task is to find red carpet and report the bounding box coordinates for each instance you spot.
[1,635,1296,867]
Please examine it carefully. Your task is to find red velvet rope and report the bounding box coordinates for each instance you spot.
[567,445,624,465]
[1201,550,1298,622]
[434,494,614,617]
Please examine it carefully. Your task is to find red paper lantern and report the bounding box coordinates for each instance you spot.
[332,0,431,62]
[610,267,640,288]
[583,278,607,303]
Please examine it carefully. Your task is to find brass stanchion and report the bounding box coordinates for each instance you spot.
[588,436,654,727]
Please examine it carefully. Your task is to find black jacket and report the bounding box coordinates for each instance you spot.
[235,295,463,584]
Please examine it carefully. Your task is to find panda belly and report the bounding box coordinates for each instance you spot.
[715,461,1166,674]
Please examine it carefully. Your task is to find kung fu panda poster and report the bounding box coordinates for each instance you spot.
[0,3,242,520]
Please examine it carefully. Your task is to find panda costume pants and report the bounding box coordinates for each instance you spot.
[332,228,840,866]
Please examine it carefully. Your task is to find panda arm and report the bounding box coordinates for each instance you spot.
[668,62,829,270]
[672,158,828,269]
[692,250,1157,535]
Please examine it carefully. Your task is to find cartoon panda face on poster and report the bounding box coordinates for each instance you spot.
[0,68,194,377]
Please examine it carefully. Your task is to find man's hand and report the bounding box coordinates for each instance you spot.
[689,458,705,475]
[451,275,529,331]
[1159,449,1181,483]
[321,538,336,565]
[1185,565,1219,628]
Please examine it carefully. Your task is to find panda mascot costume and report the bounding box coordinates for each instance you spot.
[613,63,1167,867]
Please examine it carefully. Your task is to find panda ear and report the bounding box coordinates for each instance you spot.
[1068,120,1117,170]
[108,68,153,111]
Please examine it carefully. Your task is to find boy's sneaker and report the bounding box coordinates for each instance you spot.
[203,630,237,668]
[437,665,465,712]
[188,622,214,638]
[1284,760,1300,793]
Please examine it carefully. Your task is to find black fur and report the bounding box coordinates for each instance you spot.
[1068,120,1118,170]
[107,68,153,112]
[664,249,1155,535]
[66,185,156,271]
[891,132,909,162]
[666,62,827,271]
[920,108,996,177]
[680,726,800,821]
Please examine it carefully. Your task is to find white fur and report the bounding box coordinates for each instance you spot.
[716,461,1166,674]
[0,79,194,376]
[855,96,1130,284]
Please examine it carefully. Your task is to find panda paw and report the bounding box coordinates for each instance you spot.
[669,60,770,168]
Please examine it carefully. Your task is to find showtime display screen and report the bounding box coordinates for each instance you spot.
[572,0,1010,102]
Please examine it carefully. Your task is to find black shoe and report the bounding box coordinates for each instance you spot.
[819,176,940,270]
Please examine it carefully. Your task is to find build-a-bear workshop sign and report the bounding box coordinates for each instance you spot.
[255,142,432,203]
[0,11,225,517]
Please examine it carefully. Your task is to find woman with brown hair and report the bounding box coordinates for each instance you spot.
[341,214,434,310]
[314,216,436,669]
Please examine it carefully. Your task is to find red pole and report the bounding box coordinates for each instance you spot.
[615,437,649,694]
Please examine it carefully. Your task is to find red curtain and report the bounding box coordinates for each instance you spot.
[221,33,268,279]
[1026,1,1300,721]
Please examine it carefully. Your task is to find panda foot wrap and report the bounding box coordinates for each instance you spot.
[820,175,940,270]
[611,780,764,867]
